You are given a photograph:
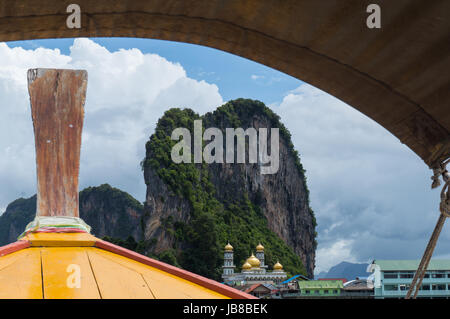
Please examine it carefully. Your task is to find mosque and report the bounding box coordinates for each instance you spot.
[222,242,287,286]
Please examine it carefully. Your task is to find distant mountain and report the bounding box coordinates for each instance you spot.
[317,261,370,281]
[0,195,37,245]
[0,184,144,246]
[79,184,144,241]
[315,271,328,279]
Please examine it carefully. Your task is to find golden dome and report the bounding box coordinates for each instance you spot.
[256,243,264,251]
[246,253,261,268]
[224,243,233,251]
[242,261,252,271]
[273,261,283,271]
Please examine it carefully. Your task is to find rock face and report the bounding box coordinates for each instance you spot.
[142,99,317,278]
[79,184,144,241]
[0,196,36,245]
[143,167,191,253]
[0,184,144,245]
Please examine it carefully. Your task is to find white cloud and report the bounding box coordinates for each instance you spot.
[251,74,264,80]
[273,83,449,271]
[0,38,223,211]
[315,239,357,274]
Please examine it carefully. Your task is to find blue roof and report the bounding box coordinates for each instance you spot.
[282,274,309,284]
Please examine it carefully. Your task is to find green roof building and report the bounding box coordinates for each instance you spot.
[298,280,344,297]
[368,259,450,299]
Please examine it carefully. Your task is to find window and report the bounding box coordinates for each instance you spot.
[384,285,398,291]
[384,272,398,279]
[333,290,338,294]
[324,290,329,294]
[432,284,446,291]
[431,273,445,279]
[314,290,320,295]
[400,273,414,279]
[399,284,410,291]
[420,284,430,291]
[305,290,310,294]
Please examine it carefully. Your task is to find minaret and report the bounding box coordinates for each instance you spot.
[255,243,267,273]
[222,243,235,279]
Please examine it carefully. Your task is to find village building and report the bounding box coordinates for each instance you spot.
[341,278,374,299]
[297,280,344,298]
[368,259,450,299]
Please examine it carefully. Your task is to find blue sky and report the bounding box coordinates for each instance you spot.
[0,37,447,275]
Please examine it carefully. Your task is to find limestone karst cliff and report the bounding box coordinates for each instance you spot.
[141,99,317,279]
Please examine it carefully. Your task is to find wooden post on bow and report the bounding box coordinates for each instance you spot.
[27,68,87,218]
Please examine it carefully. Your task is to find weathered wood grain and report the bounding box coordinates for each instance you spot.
[28,68,87,217]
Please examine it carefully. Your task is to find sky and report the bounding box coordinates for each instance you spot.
[0,37,448,275]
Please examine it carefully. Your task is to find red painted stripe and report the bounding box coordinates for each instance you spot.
[0,240,30,257]
[34,228,87,233]
[94,239,257,299]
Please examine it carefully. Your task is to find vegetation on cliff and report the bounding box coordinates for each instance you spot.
[142,99,316,280]
[0,196,37,245]
[80,184,144,240]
